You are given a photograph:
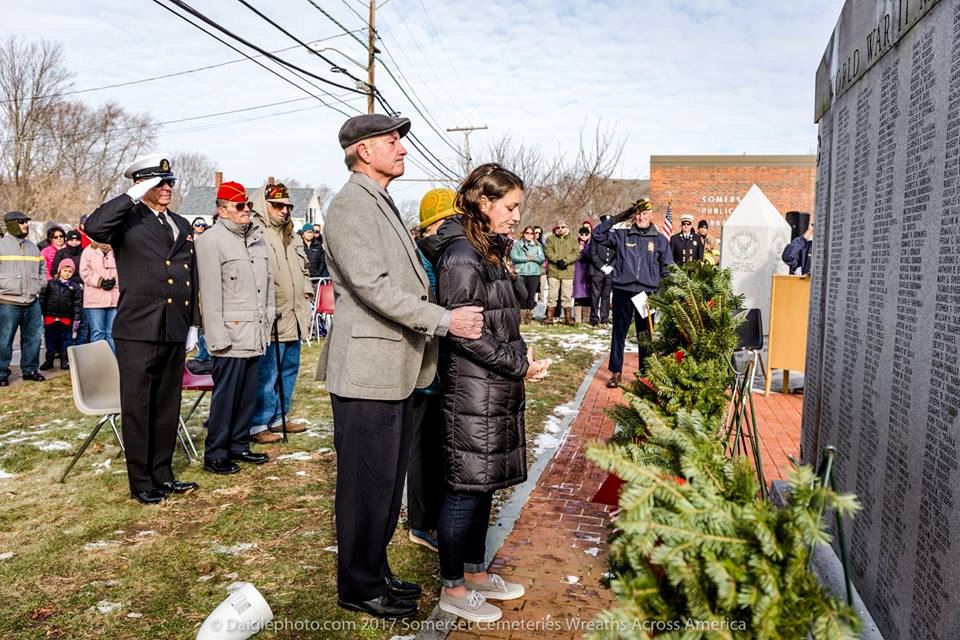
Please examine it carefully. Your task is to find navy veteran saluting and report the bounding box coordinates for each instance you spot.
[85,153,200,505]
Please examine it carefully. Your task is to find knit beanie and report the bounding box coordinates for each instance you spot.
[418,188,457,230]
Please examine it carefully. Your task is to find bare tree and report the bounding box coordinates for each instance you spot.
[169,150,216,210]
[475,123,629,231]
[0,37,72,213]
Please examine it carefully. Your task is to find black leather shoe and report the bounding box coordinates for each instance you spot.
[204,459,241,475]
[386,575,422,599]
[132,488,167,505]
[39,358,54,371]
[230,451,269,465]
[337,592,417,619]
[606,372,622,388]
[22,372,45,382]
[158,479,199,494]
[0,379,8,387]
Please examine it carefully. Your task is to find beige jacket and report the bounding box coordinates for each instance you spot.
[318,172,445,401]
[0,235,44,305]
[195,219,275,357]
[252,210,312,341]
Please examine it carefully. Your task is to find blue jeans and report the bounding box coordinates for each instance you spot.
[438,490,493,587]
[194,332,211,363]
[251,340,301,433]
[85,307,116,353]
[0,300,43,379]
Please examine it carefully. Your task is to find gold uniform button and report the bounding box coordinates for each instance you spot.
[167,278,174,285]
[166,298,173,304]
[184,300,190,306]
[186,281,190,286]
[184,264,189,270]
[165,260,171,266]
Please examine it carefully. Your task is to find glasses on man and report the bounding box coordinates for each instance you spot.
[681,221,692,226]
[158,178,177,188]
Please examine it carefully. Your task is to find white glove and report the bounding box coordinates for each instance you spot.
[126,177,162,202]
[185,326,199,352]
[601,265,614,275]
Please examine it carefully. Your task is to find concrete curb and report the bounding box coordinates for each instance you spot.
[413,356,603,640]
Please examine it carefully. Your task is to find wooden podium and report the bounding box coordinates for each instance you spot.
[765,275,811,395]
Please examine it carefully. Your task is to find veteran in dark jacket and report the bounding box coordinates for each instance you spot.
[430,163,550,624]
[85,154,200,505]
[592,198,673,388]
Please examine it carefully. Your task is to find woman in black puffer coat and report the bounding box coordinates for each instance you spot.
[430,163,550,622]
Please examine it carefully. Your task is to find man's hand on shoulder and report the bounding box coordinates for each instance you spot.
[448,305,483,339]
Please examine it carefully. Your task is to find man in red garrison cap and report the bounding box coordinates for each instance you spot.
[195,181,275,475]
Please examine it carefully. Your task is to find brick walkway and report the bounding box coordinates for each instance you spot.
[446,355,803,640]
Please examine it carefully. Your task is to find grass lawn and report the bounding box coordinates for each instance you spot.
[0,323,606,639]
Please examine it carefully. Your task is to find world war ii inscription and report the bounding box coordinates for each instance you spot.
[804,0,960,637]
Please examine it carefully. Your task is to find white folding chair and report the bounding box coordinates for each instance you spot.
[60,341,123,482]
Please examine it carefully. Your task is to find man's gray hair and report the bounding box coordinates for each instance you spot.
[344,143,360,170]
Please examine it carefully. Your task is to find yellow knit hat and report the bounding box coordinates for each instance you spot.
[418,188,457,229]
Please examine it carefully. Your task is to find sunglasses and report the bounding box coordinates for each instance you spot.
[523,231,534,235]
[681,221,692,225]
[51,234,64,239]
[193,222,207,227]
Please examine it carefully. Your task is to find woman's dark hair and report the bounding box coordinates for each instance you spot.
[455,163,524,266]
[46,225,65,242]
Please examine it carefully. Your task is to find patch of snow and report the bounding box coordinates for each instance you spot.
[111,530,125,536]
[323,545,338,553]
[223,572,239,580]
[83,541,114,551]
[276,451,312,462]
[95,600,122,615]
[295,470,308,477]
[389,636,416,640]
[315,447,332,454]
[583,548,601,557]
[126,612,143,619]
[92,459,112,474]
[533,432,562,456]
[265,476,280,481]
[0,552,15,560]
[225,582,245,593]
[563,575,580,584]
[36,440,72,452]
[136,530,157,537]
[0,470,14,480]
[197,575,215,582]
[543,415,562,434]
[554,404,579,416]
[211,542,257,555]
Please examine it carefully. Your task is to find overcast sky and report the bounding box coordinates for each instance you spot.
[4,0,841,205]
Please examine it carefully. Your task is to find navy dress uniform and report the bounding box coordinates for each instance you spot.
[85,154,200,504]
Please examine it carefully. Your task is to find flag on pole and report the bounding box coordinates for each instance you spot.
[663,202,673,238]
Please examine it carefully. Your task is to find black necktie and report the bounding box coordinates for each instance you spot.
[157,212,175,242]
[383,192,402,222]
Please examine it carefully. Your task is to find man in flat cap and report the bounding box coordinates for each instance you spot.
[670,213,704,265]
[0,211,46,387]
[85,153,200,505]
[592,198,673,388]
[320,114,483,619]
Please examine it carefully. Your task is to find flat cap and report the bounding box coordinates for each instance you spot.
[338,114,411,149]
[4,211,30,223]
[123,153,175,181]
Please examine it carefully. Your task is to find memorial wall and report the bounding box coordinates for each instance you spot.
[803,0,960,637]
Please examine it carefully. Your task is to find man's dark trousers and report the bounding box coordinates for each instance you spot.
[331,393,415,602]
[407,392,443,532]
[205,356,259,463]
[115,338,184,494]
[590,274,612,324]
[609,288,652,374]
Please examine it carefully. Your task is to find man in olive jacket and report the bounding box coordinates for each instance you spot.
[544,220,580,324]
[196,181,275,475]
[320,114,483,620]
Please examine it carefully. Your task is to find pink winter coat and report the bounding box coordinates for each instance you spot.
[79,246,119,308]
[41,244,60,279]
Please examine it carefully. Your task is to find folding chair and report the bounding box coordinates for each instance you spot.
[310,278,335,341]
[178,367,212,463]
[60,341,123,482]
[724,308,768,497]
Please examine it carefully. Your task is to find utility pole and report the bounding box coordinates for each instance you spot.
[446,125,488,170]
[367,0,376,113]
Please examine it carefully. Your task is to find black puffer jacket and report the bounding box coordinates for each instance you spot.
[303,238,328,279]
[40,278,83,321]
[430,217,529,493]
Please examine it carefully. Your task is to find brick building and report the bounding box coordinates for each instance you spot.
[647,155,816,238]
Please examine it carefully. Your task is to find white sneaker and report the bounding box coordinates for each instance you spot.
[439,589,502,623]
[464,573,525,601]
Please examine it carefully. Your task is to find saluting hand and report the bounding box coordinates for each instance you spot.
[448,305,484,339]
[126,177,162,202]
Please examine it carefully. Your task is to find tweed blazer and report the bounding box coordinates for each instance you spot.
[318,172,446,401]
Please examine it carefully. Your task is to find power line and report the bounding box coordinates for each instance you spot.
[162,0,367,95]
[413,0,472,105]
[305,0,367,48]
[233,0,369,89]
[151,0,357,116]
[0,34,362,105]
[338,0,369,28]
[374,93,458,180]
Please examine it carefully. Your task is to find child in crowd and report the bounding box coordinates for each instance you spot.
[39,258,83,370]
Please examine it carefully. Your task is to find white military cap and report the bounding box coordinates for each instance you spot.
[123,153,175,181]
